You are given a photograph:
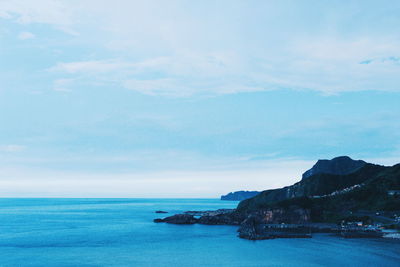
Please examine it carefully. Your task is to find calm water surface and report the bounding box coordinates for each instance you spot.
[0,198,399,267]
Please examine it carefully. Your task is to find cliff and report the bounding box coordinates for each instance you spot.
[221,156,367,201]
[238,163,400,219]
[155,157,400,240]
[237,163,385,212]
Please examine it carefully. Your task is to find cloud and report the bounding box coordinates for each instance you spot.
[47,31,400,97]
[18,31,35,40]
[0,145,26,152]
[3,1,400,96]
[49,54,268,96]
[50,60,133,74]
[0,0,77,34]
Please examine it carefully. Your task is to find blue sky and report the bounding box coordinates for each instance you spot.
[0,0,400,197]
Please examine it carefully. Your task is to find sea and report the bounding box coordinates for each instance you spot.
[0,198,399,267]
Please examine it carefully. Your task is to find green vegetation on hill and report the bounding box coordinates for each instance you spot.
[237,163,400,224]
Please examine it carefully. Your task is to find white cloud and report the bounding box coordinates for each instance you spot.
[49,53,269,96]
[3,1,400,96]
[18,31,35,40]
[0,145,26,152]
[50,60,133,74]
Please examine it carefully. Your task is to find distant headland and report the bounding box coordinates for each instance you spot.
[220,191,260,201]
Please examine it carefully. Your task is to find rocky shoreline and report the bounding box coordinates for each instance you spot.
[154,209,243,225]
[153,208,384,240]
[154,157,399,240]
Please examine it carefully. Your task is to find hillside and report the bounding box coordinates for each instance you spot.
[237,163,400,223]
[155,158,400,240]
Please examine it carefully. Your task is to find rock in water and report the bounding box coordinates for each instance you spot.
[153,214,197,224]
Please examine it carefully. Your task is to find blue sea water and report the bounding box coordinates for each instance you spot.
[0,199,399,267]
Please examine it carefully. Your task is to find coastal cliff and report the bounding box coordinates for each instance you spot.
[155,157,400,240]
[221,156,366,202]
[237,162,385,212]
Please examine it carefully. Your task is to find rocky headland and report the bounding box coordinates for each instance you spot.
[155,156,400,240]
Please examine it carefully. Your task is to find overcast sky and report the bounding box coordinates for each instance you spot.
[1,0,400,197]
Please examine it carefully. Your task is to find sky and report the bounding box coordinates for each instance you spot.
[0,0,400,197]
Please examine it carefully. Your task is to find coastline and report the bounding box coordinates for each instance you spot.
[154,208,393,240]
[1,198,399,266]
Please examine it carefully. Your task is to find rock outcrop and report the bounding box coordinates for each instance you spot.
[155,206,311,239]
[237,207,311,239]
[153,214,197,224]
[154,210,244,225]
[184,209,234,216]
[197,211,244,225]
